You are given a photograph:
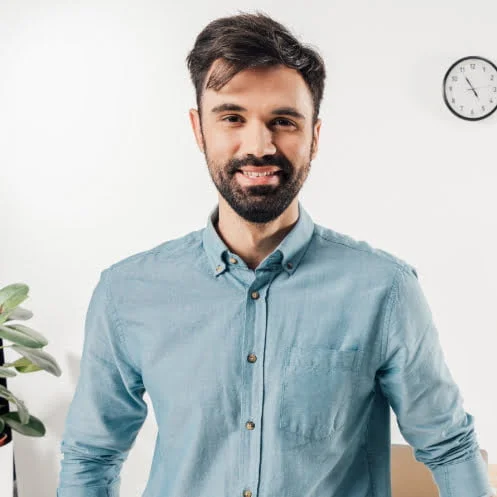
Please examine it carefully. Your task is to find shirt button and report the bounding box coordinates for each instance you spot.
[245,421,255,430]
[251,291,260,299]
[247,353,257,363]
[243,490,252,497]
[286,261,293,269]
[229,257,238,264]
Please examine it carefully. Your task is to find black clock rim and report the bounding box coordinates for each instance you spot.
[442,55,497,120]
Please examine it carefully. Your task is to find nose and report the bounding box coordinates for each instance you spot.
[239,120,277,158]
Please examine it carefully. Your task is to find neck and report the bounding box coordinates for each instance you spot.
[214,197,299,270]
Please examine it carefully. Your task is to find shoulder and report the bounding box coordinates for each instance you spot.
[312,223,418,279]
[101,228,203,280]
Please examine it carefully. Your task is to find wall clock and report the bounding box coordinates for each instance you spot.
[442,55,497,120]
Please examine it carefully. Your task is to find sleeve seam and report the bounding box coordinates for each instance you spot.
[102,268,143,387]
[380,265,433,375]
[380,264,402,366]
[398,321,435,379]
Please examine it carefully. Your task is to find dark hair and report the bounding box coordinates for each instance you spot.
[185,10,326,126]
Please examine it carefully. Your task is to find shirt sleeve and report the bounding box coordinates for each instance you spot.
[57,268,148,497]
[377,264,493,497]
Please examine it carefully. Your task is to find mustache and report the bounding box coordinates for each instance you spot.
[229,155,292,173]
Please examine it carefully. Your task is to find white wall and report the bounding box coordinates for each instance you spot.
[1,1,496,496]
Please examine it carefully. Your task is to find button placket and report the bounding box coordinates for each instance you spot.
[241,271,278,497]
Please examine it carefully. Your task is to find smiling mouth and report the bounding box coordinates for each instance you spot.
[238,169,281,176]
[235,170,282,185]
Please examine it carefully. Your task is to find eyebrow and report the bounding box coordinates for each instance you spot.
[210,103,306,120]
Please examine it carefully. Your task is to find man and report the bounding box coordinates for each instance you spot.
[57,11,494,497]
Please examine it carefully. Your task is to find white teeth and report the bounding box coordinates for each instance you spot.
[241,171,277,177]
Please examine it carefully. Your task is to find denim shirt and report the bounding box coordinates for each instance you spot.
[57,201,493,497]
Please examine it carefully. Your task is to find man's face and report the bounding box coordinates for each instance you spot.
[189,60,321,224]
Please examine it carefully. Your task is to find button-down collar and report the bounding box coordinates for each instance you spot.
[202,200,315,277]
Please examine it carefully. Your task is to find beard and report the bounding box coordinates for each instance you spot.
[203,139,314,225]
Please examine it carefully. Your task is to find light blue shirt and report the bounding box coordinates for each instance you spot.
[57,201,492,497]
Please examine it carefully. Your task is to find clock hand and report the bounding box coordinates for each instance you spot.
[465,84,493,90]
[465,76,479,98]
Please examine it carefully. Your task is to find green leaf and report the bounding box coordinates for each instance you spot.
[0,366,17,378]
[0,284,29,325]
[0,384,30,424]
[0,323,48,348]
[1,412,45,437]
[4,306,33,322]
[12,357,42,373]
[11,345,62,377]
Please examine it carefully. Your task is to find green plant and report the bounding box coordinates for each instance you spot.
[0,283,62,442]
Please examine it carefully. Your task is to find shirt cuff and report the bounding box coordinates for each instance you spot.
[430,451,493,497]
[57,479,120,497]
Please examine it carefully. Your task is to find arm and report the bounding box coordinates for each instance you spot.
[57,269,148,497]
[376,265,493,497]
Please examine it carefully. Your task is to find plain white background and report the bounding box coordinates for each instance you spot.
[1,1,497,496]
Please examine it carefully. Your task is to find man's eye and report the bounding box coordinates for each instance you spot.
[273,118,294,127]
[221,115,242,123]
[221,116,295,127]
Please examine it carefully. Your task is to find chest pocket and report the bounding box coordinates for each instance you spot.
[279,346,360,441]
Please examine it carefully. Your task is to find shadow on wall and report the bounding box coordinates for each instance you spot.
[15,350,81,497]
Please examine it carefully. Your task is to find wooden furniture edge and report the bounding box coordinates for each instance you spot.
[489,463,497,488]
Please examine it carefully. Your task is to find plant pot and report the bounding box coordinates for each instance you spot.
[0,441,14,496]
[0,337,13,447]
[0,337,15,496]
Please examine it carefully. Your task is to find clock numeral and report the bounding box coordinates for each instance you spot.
[470,63,476,69]
[491,74,495,81]
[451,98,456,104]
[452,76,458,81]
[459,67,465,72]
[481,106,486,112]
[490,99,494,104]
[470,109,475,115]
[449,86,453,92]
[494,87,497,92]
[483,66,487,72]
[459,105,464,111]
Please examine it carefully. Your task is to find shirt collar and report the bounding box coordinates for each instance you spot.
[202,200,315,277]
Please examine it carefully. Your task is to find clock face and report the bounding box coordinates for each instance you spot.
[443,56,497,120]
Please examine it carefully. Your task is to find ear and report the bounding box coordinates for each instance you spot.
[189,108,205,153]
[310,118,322,160]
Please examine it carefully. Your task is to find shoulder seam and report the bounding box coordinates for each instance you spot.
[315,230,413,272]
[108,232,200,272]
